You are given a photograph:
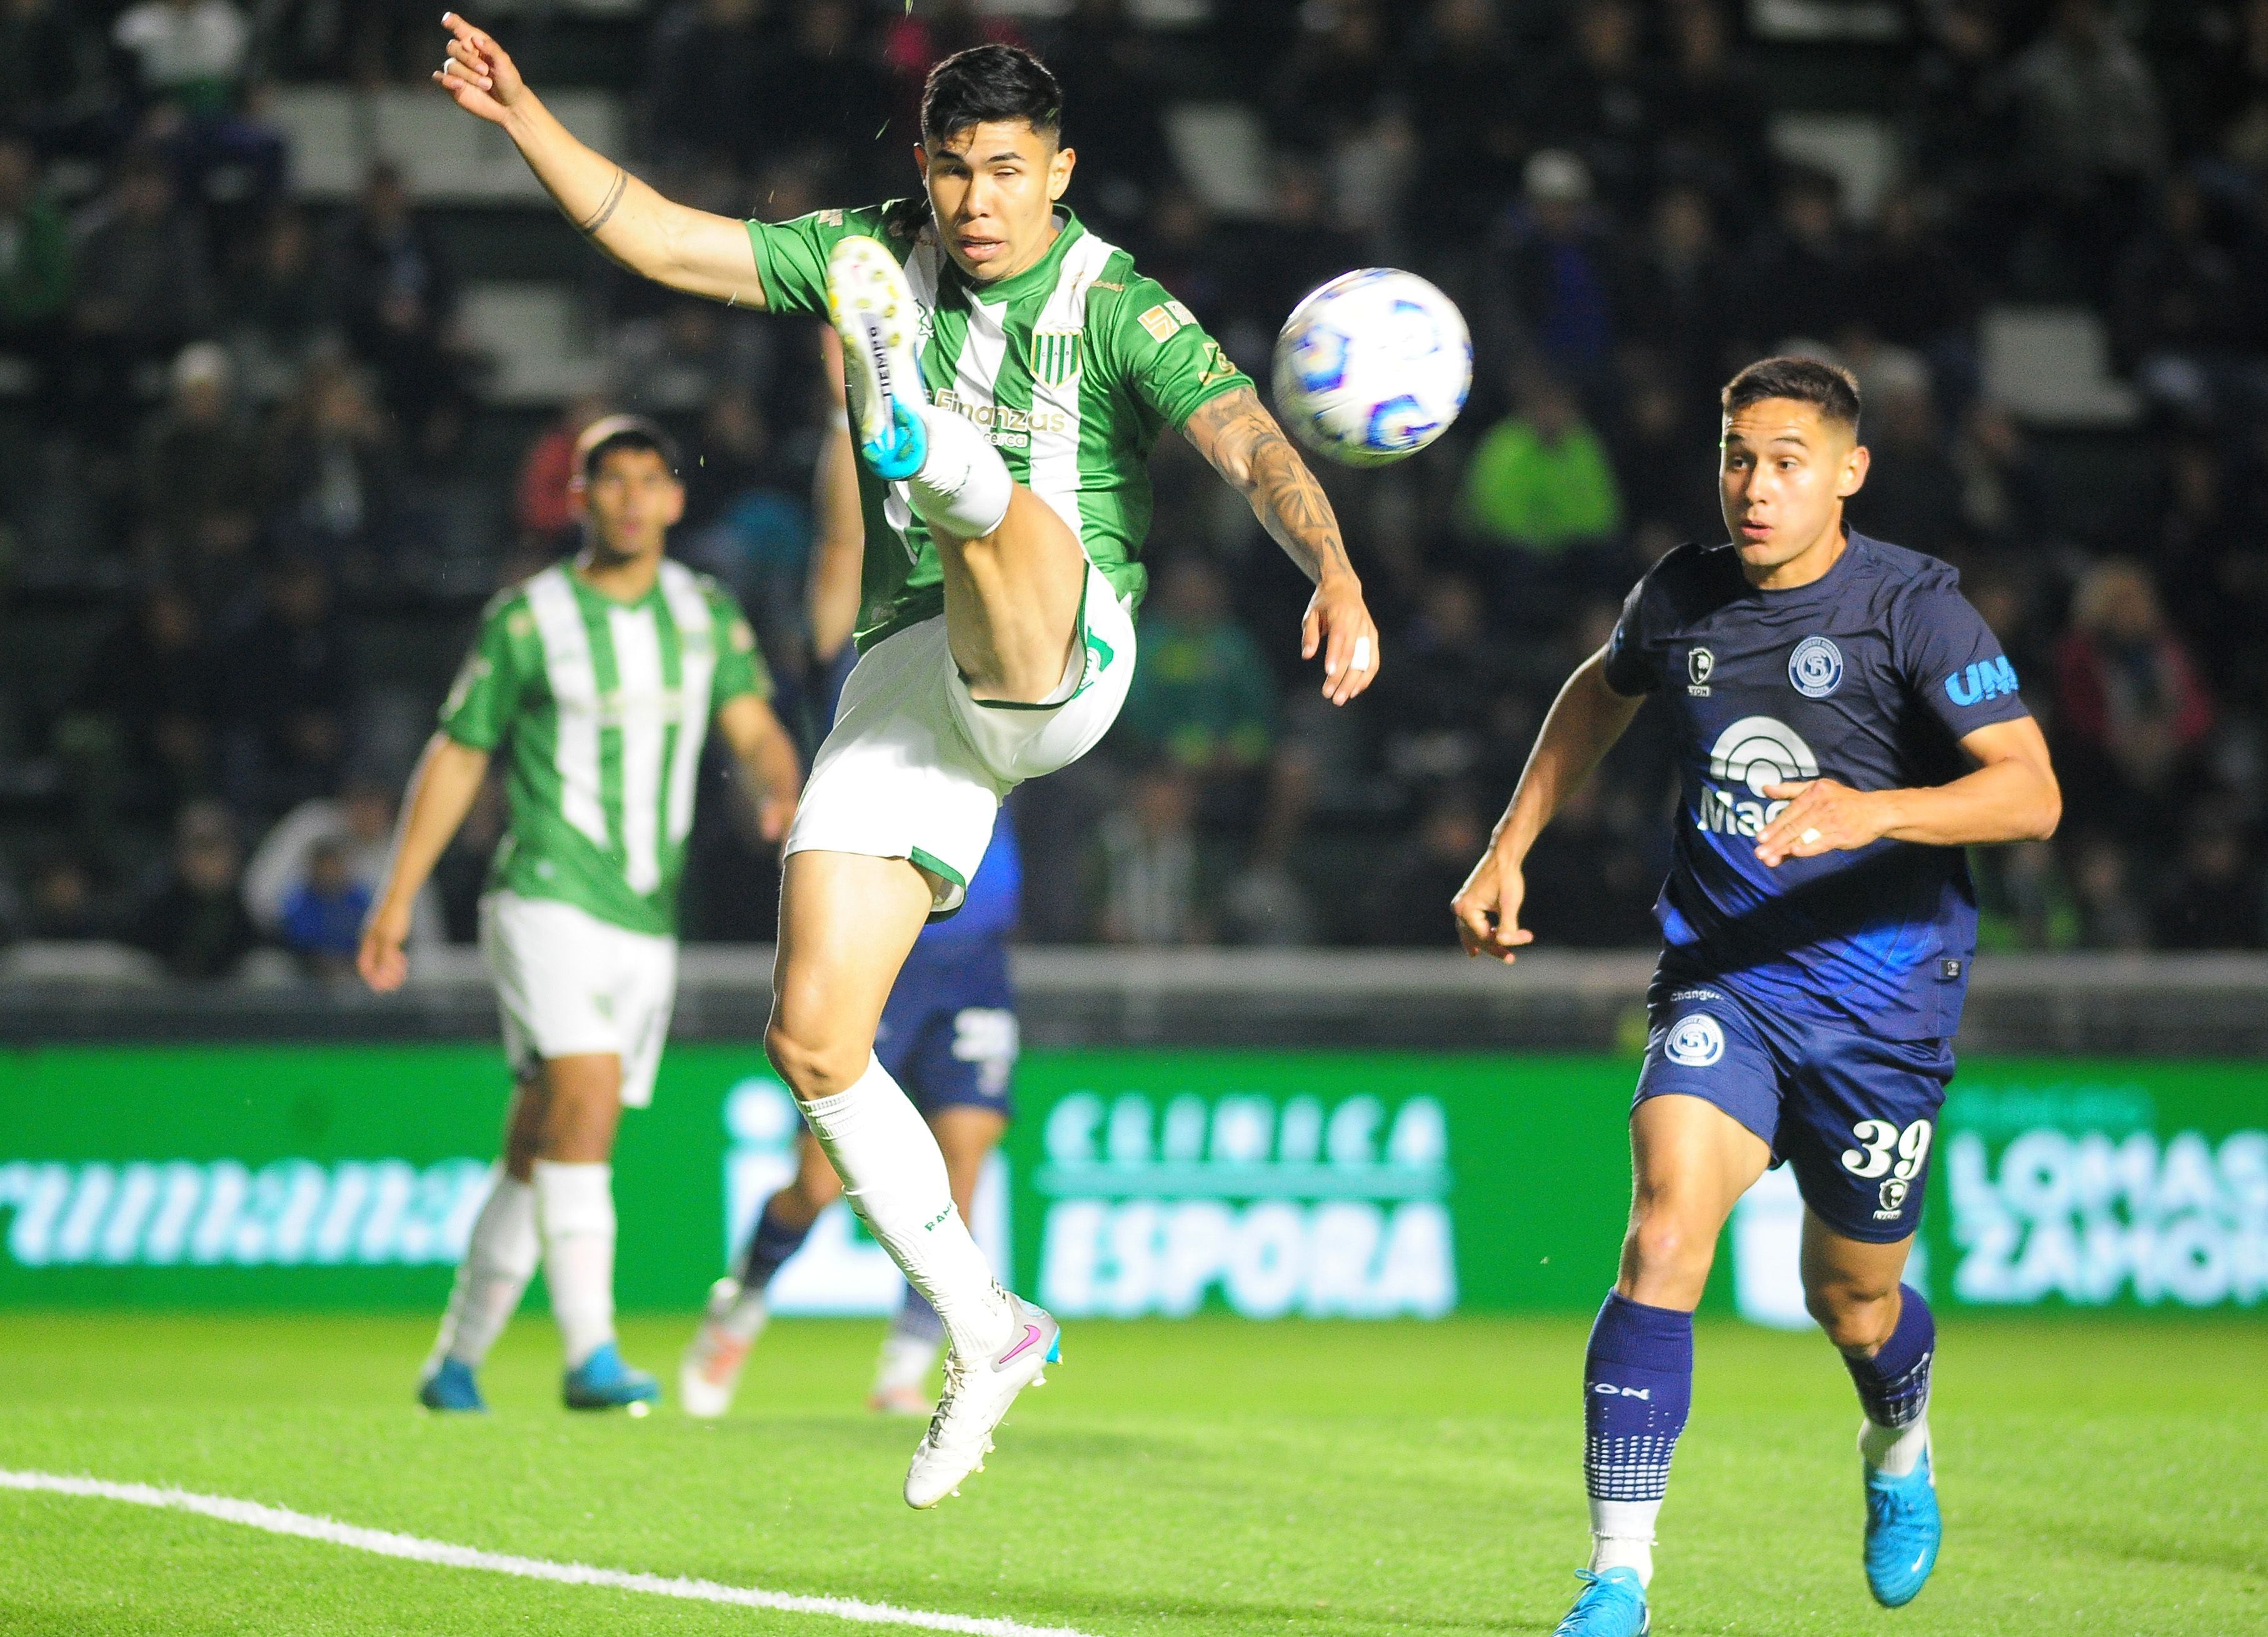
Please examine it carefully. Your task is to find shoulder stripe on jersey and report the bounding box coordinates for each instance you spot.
[656,561,718,848]
[606,602,668,896]
[1026,231,1119,553]
[523,568,610,853]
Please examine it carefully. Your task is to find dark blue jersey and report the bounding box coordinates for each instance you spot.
[1602,531,2031,1039]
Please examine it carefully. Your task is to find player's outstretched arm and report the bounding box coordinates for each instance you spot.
[1453,648,1644,961]
[715,694,803,843]
[434,13,766,308]
[1181,385,1379,706]
[358,733,491,993]
[1754,716,2061,867]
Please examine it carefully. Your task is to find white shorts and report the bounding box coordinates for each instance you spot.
[785,560,1138,912]
[478,892,678,1108]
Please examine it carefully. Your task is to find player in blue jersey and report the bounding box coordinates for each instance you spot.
[1453,358,2061,1635]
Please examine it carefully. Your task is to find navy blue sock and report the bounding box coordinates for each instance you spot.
[1844,1284,1934,1429]
[1583,1292,1695,1511]
[736,1199,813,1291]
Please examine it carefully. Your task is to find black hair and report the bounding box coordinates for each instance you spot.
[575,414,681,483]
[920,44,1063,148]
[1721,356,1862,433]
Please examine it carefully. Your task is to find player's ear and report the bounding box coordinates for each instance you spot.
[1838,441,1870,499]
[662,479,685,528]
[915,144,930,184]
[567,474,588,519]
[1048,143,1075,202]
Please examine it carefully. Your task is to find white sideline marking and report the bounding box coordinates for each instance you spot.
[0,1469,1098,1637]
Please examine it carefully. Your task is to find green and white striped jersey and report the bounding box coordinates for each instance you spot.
[439,559,771,937]
[746,203,1252,650]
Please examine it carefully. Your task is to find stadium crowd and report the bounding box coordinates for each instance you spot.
[0,0,2263,969]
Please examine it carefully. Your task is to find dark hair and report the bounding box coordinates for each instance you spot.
[920,44,1063,148]
[576,414,680,482]
[1721,356,1862,431]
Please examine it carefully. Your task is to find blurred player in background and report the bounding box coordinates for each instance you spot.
[434,13,1378,1505]
[1454,359,2060,1635]
[359,416,801,1414]
[683,357,1025,1421]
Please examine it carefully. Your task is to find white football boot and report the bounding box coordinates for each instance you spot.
[679,1276,763,1420]
[825,234,929,481]
[902,1293,1060,1509]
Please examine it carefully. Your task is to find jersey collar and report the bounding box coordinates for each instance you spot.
[948,208,1084,306]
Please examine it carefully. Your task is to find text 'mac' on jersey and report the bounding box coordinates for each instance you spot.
[440,560,772,938]
[746,202,1252,651]
[1602,531,2032,1039]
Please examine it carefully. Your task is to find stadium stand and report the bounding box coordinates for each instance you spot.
[0,0,2262,965]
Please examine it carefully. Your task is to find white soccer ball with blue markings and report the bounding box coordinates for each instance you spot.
[1272,269,1472,468]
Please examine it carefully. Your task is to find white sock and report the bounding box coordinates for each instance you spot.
[426,1167,538,1373]
[874,1331,941,1396]
[533,1159,616,1369]
[1860,1406,1931,1478]
[798,1056,1011,1359]
[906,405,1013,540]
[717,1282,769,1345]
[1588,1499,1660,1586]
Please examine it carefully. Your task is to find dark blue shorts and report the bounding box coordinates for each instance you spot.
[1633,980,1952,1243]
[876,938,1018,1119]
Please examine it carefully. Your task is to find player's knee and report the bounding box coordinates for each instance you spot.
[763,1018,867,1101]
[1804,1277,1898,1351]
[1623,1211,1714,1283]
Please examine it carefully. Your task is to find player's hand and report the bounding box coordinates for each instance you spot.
[1754,778,1890,867]
[1452,846,1535,963]
[1303,573,1379,706]
[755,791,796,844]
[356,897,415,994]
[434,13,525,127]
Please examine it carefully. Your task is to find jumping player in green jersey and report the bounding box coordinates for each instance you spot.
[359,416,802,1415]
[436,13,1380,1505]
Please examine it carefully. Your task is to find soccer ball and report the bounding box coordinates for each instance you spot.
[1272,269,1472,468]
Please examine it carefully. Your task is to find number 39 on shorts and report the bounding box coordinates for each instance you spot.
[1839,1118,1933,1181]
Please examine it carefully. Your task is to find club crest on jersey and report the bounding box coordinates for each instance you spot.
[1687,646,1714,694]
[1789,635,1844,698]
[1030,327,1083,388]
[1663,1013,1725,1067]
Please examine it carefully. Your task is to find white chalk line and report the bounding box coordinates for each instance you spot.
[0,1469,1100,1637]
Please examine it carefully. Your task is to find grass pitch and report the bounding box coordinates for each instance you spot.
[0,1312,2260,1636]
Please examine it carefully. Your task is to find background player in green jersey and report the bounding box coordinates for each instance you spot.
[358,417,801,1414]
[434,14,1378,1504]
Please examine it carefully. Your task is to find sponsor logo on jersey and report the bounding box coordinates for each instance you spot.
[1686,645,1714,694]
[1789,634,1844,698]
[1663,1013,1725,1066]
[1138,302,1187,343]
[931,389,1070,439]
[1697,716,1819,838]
[1197,339,1240,386]
[1875,1178,1910,1219]
[1030,328,1083,388]
[1945,655,2019,707]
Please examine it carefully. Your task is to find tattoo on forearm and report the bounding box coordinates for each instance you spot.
[1185,389,1353,584]
[578,167,628,235]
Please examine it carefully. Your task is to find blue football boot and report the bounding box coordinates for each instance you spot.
[1864,1445,1942,1607]
[416,1357,486,1413]
[563,1340,661,1412]
[1551,1568,1649,1636]
[826,235,929,481]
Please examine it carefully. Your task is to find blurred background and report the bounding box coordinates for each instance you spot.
[0,0,2262,967]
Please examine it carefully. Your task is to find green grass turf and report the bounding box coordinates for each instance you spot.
[0,1313,2260,1636]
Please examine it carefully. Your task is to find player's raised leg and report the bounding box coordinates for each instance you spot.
[681,1134,843,1418]
[871,1104,1009,1414]
[1803,1218,1940,1607]
[826,234,1086,705]
[1555,1093,1769,1637]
